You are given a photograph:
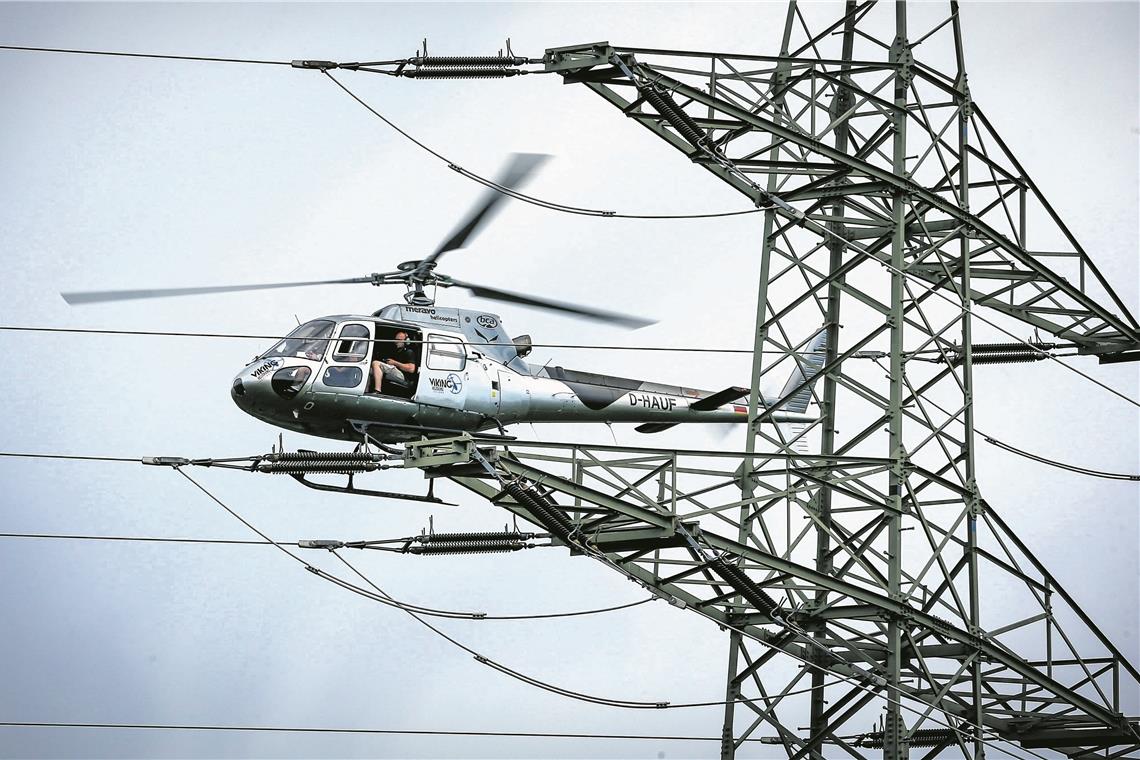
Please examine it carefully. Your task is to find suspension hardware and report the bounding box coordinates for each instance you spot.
[406,529,538,556]
[949,340,1060,366]
[255,450,389,475]
[855,727,964,748]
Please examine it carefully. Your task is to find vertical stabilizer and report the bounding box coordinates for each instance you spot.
[775,328,829,414]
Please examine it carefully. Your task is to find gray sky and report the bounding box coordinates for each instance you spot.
[0,2,1137,758]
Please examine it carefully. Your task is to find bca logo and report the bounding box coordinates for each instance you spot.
[476,314,498,329]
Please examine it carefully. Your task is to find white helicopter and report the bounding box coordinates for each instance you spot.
[63,155,829,445]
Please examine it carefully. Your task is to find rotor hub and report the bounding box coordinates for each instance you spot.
[403,288,434,307]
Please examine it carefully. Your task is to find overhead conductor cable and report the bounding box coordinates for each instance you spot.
[0,456,1102,754]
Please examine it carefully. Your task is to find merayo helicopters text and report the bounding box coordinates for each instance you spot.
[62,154,829,445]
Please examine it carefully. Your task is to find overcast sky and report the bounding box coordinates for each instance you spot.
[0,2,1136,758]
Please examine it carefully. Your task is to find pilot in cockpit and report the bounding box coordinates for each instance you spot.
[371,330,418,394]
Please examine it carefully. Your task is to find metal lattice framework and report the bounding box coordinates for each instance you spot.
[395,2,1139,758]
[403,433,1137,758]
[542,3,1139,363]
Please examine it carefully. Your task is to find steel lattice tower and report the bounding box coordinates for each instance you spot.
[399,1,1140,757]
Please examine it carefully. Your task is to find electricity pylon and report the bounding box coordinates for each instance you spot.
[401,2,1140,756]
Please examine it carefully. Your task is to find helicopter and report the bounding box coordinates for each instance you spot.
[63,154,830,445]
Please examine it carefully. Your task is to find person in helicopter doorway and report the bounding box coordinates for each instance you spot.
[371,330,418,394]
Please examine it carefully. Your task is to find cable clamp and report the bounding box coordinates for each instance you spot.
[292,60,339,71]
[860,671,888,688]
[298,539,345,550]
[142,456,191,467]
[769,195,806,223]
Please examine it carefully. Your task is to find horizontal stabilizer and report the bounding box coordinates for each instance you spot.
[690,386,749,412]
[636,386,750,433]
[635,422,678,434]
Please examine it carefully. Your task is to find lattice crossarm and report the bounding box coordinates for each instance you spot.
[402,437,1137,747]
[543,43,1140,359]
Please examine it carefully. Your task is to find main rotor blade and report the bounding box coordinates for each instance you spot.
[61,277,375,305]
[425,153,548,265]
[449,278,655,329]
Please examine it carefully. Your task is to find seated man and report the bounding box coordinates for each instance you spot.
[371,330,418,393]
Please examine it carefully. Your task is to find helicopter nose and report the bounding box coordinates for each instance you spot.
[230,363,277,414]
[231,373,258,415]
[231,359,314,421]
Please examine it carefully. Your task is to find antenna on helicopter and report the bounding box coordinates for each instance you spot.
[60,154,655,329]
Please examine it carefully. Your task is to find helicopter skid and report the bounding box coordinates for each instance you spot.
[287,471,453,505]
[349,418,517,444]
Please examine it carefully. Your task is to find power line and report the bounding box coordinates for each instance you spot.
[5,447,1136,743]
[7,412,1138,489]
[323,543,840,708]
[334,61,1140,408]
[0,529,659,621]
[324,71,767,221]
[899,390,1140,482]
[0,527,656,621]
[981,436,1140,482]
[0,324,786,355]
[170,468,842,710]
[0,43,766,220]
[0,452,138,464]
[585,543,1064,760]
[5,54,1135,398]
[170,468,675,709]
[4,44,1135,402]
[0,44,291,66]
[318,70,1140,413]
[3,323,1122,374]
[0,532,277,546]
[802,216,1140,410]
[0,721,742,742]
[165,467,1083,759]
[3,452,1122,754]
[6,36,1136,757]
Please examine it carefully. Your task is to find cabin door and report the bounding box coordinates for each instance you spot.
[417,333,469,411]
[313,321,372,394]
[495,370,530,419]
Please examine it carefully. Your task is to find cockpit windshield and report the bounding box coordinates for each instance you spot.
[262,320,335,361]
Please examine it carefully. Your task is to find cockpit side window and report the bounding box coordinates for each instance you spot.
[426,334,466,372]
[263,320,334,361]
[332,323,370,363]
